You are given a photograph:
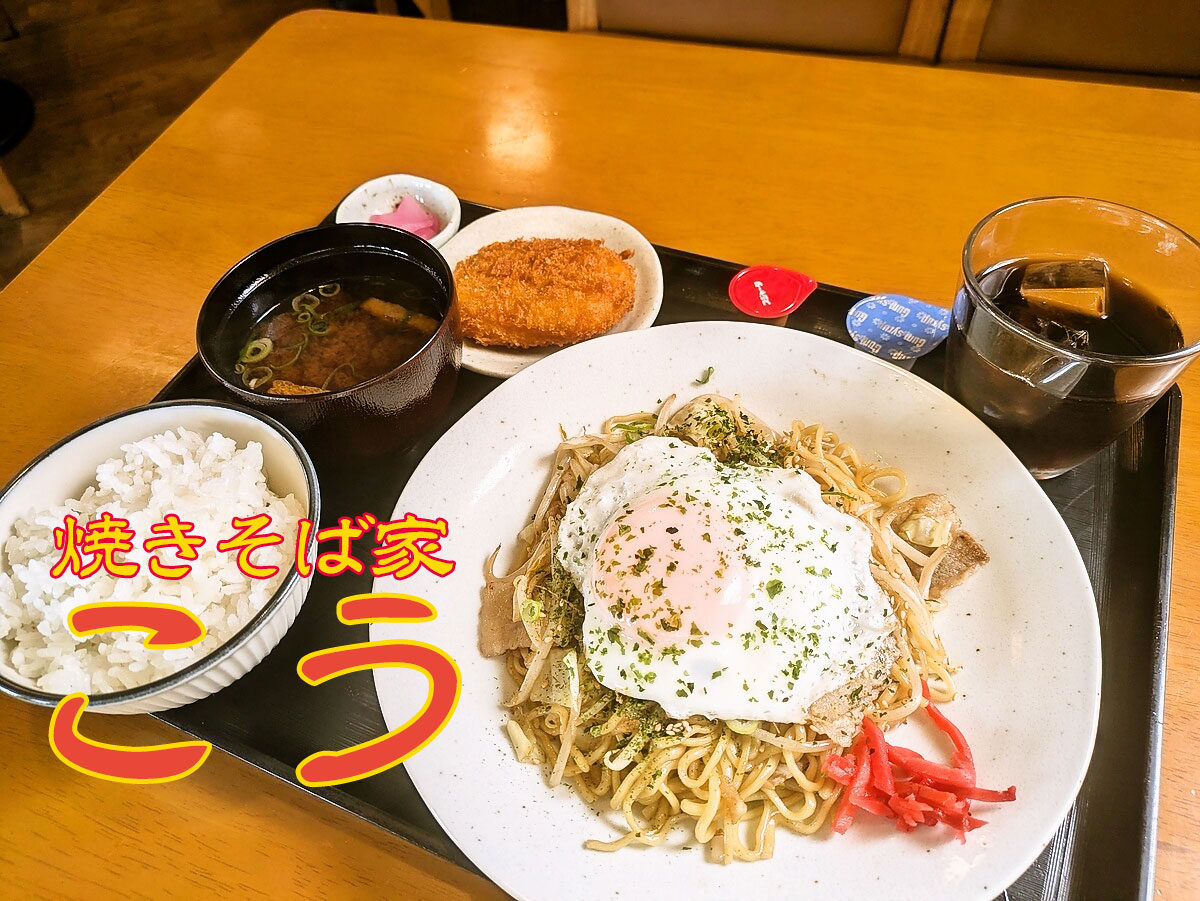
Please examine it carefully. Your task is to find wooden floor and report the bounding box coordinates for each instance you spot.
[0,0,326,287]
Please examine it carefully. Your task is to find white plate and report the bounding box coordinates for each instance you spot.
[371,322,1101,901]
[438,206,665,378]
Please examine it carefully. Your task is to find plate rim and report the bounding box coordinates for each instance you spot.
[371,321,1102,900]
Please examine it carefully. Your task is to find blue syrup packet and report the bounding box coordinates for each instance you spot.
[846,294,951,369]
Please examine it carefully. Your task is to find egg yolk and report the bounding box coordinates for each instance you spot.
[590,491,751,643]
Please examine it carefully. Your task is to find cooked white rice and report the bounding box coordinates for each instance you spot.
[0,428,304,695]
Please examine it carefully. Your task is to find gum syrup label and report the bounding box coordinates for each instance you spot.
[846,294,950,364]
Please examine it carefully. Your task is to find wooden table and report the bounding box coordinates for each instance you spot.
[1,11,1198,898]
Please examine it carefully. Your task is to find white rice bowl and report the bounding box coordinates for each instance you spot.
[0,427,304,696]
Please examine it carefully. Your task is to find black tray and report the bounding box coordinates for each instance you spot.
[153,201,1175,900]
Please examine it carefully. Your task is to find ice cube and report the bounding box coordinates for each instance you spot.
[1019,259,1109,319]
[1033,316,1090,351]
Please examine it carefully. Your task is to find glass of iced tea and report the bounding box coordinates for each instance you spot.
[945,196,1200,479]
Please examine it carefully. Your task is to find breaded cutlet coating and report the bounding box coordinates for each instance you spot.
[455,238,636,348]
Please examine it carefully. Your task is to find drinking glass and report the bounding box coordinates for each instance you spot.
[945,196,1200,479]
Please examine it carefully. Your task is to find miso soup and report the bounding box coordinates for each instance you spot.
[237,275,443,395]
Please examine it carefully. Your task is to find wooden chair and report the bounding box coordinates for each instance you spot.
[942,0,1200,79]
[566,0,951,61]
[0,79,33,218]
[0,167,28,218]
[379,0,451,18]
[393,0,1199,81]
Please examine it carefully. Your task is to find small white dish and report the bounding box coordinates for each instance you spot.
[335,174,461,249]
[438,205,665,378]
[0,401,319,715]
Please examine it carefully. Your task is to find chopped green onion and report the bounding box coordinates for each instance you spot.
[821,490,859,501]
[326,301,357,319]
[318,283,341,297]
[291,292,319,312]
[278,337,308,369]
[308,318,330,335]
[296,310,313,324]
[695,366,714,385]
[519,597,542,623]
[320,362,357,391]
[242,365,274,390]
[238,337,273,364]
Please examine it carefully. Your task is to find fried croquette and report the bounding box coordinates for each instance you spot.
[454,238,636,348]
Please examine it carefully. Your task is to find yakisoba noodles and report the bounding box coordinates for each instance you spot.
[483,394,987,862]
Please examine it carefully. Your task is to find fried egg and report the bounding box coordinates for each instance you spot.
[556,436,895,723]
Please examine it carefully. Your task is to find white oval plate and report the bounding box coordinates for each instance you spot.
[371,322,1101,901]
[438,206,665,378]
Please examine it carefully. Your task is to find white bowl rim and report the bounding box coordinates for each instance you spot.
[335,173,461,247]
[0,399,321,708]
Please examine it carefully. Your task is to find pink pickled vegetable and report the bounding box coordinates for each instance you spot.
[369,194,441,239]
